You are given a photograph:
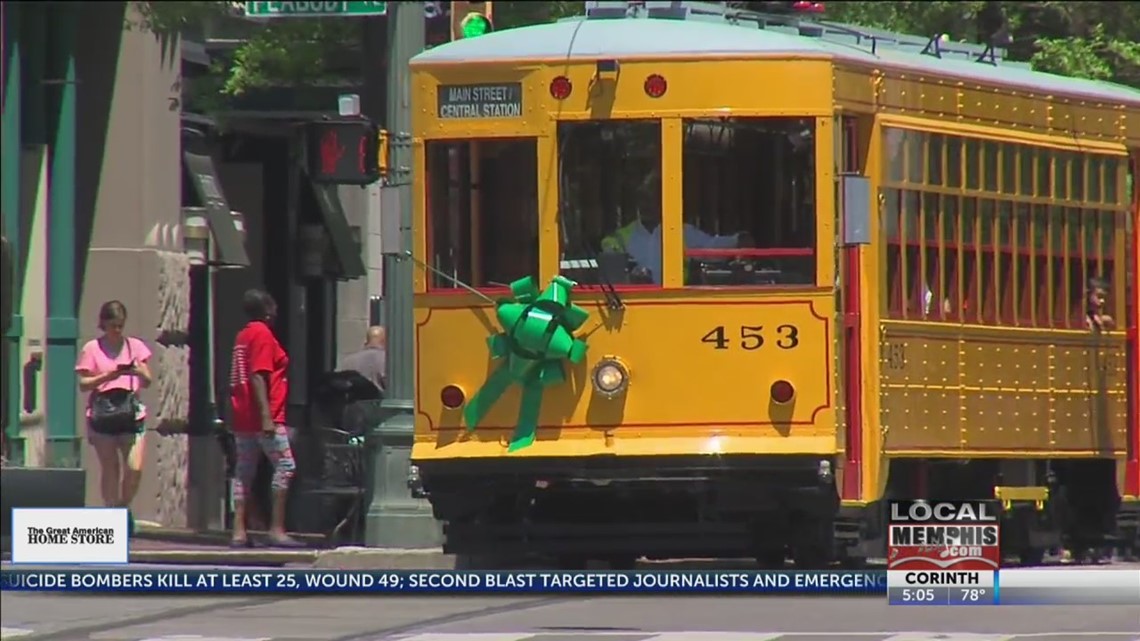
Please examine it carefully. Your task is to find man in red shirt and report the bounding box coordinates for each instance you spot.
[228,289,299,547]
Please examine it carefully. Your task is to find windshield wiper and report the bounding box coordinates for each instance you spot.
[557,132,624,313]
[592,245,625,312]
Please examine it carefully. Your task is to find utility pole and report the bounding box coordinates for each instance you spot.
[364,1,440,548]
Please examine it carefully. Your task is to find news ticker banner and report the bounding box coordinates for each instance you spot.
[886,569,1140,606]
[884,499,1139,605]
[1,569,1138,603]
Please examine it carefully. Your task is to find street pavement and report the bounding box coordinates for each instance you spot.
[2,563,1138,641]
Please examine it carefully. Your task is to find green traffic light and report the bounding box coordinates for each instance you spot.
[461,13,491,38]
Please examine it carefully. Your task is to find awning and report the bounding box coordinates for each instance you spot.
[309,178,368,280]
[182,151,251,267]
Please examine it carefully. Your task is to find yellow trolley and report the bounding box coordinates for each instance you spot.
[407,2,1140,566]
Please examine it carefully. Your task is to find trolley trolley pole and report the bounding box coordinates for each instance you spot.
[364,1,441,548]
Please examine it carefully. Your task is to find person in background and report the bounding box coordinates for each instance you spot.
[1086,277,1114,332]
[340,325,387,395]
[602,176,750,285]
[75,301,153,534]
[228,289,300,548]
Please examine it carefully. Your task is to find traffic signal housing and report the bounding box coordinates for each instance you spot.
[451,1,494,40]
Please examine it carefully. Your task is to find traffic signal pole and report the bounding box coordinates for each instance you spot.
[364,1,441,549]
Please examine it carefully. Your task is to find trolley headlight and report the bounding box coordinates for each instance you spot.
[591,357,630,398]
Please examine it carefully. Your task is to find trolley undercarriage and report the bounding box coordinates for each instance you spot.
[421,455,841,567]
[419,455,1140,568]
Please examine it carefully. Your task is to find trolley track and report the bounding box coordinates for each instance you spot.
[329,595,576,641]
[6,594,304,641]
[2,592,572,641]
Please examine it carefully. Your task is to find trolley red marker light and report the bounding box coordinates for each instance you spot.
[550,76,572,100]
[441,385,466,409]
[770,380,795,404]
[643,74,667,98]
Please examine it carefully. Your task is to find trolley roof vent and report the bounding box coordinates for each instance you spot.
[585,1,690,21]
[582,1,1015,67]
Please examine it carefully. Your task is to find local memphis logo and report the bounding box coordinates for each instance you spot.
[11,508,130,565]
[887,500,1000,570]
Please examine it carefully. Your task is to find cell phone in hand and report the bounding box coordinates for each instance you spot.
[117,363,133,371]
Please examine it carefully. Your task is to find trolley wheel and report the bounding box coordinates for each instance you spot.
[555,556,588,570]
[791,544,831,569]
[455,554,504,570]
[1018,547,1045,567]
[837,553,867,569]
[605,556,637,570]
[754,548,787,569]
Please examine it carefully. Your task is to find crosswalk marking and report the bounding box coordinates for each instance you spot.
[0,629,35,640]
[642,629,784,634]
[390,635,541,641]
[875,629,1021,634]
[387,635,1140,641]
[138,636,273,641]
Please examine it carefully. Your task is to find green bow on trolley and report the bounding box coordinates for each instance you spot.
[463,275,590,452]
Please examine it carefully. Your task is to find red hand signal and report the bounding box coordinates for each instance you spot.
[320,131,346,175]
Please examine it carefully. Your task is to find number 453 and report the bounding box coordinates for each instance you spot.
[701,325,800,351]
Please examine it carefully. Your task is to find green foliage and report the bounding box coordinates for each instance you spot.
[135,1,585,99]
[129,1,233,36]
[136,0,1140,101]
[493,2,584,29]
[221,18,361,95]
[814,1,1140,88]
[133,1,360,96]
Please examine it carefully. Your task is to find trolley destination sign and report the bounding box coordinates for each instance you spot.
[243,2,387,18]
[438,83,523,119]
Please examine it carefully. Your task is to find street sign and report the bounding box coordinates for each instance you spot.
[243,2,388,18]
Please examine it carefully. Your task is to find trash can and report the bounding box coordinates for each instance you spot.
[286,371,383,537]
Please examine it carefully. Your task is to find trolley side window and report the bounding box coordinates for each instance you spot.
[425,138,539,291]
[882,126,1127,328]
[681,117,816,287]
[557,120,663,288]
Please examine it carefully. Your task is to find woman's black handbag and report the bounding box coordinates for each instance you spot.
[88,339,141,435]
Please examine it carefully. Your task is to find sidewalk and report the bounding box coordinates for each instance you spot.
[130,523,454,569]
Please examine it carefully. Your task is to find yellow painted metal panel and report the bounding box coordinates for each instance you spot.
[415,59,834,140]
[834,65,1139,145]
[412,292,837,459]
[879,321,1130,456]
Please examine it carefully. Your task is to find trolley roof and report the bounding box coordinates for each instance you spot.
[412,2,1140,107]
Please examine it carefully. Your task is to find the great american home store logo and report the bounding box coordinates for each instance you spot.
[10,508,130,564]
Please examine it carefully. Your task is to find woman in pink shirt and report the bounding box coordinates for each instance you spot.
[75,301,153,530]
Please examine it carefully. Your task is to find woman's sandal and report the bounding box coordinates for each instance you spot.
[267,535,304,548]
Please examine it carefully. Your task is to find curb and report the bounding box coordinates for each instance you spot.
[130,524,453,568]
[312,547,455,570]
[129,549,319,566]
[133,523,324,547]
[128,547,454,569]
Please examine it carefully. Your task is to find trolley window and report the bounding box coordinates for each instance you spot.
[557,120,663,288]
[681,117,816,287]
[882,127,1128,328]
[425,138,538,291]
